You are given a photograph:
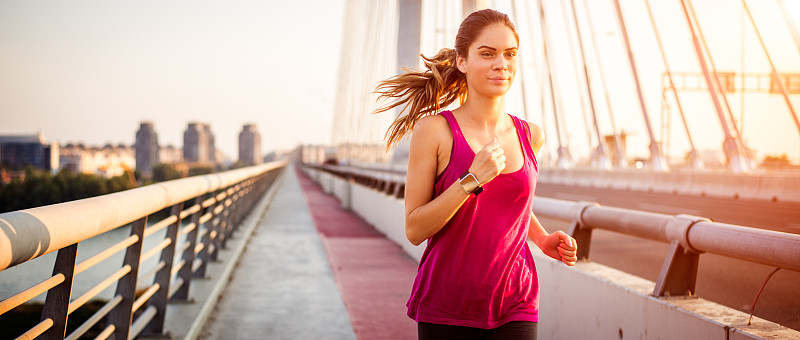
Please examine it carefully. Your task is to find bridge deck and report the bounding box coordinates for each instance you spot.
[198,165,417,339]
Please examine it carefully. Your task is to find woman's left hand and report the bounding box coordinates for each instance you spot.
[541,231,578,266]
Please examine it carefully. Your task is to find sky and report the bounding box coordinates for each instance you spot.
[1,0,799,165]
[0,0,345,160]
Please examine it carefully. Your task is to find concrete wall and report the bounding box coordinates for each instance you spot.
[302,166,800,340]
[534,249,799,340]
[350,182,426,261]
[539,168,800,203]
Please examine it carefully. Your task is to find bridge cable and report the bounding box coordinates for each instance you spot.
[354,0,372,156]
[332,0,360,147]
[510,0,532,122]
[362,0,383,161]
[643,0,702,169]
[740,4,747,140]
[559,0,594,158]
[777,0,800,63]
[742,0,800,158]
[611,0,668,171]
[677,0,748,173]
[686,0,753,168]
[581,0,625,167]
[521,0,552,162]
[568,0,610,169]
[537,0,572,168]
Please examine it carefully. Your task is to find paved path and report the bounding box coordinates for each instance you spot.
[296,167,418,339]
[199,165,418,339]
[199,165,356,340]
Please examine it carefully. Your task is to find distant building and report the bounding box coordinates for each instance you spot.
[206,124,216,164]
[0,133,59,172]
[135,122,159,178]
[59,144,135,178]
[159,145,183,165]
[183,122,216,165]
[238,124,262,166]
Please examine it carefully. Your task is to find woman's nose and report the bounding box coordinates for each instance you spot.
[493,56,507,70]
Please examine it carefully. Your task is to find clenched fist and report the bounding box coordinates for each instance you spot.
[468,138,506,185]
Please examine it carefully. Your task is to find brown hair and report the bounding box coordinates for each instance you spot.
[373,9,519,149]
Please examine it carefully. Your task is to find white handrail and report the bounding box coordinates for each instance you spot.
[0,161,286,271]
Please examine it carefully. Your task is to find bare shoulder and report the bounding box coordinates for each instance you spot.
[414,114,449,136]
[526,121,545,154]
[409,114,450,148]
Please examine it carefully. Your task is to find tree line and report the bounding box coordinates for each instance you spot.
[0,163,215,214]
[0,167,135,213]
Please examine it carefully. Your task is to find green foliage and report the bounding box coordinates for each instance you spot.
[152,163,183,182]
[0,168,136,213]
[188,165,214,177]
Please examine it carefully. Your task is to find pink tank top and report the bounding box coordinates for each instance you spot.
[406,110,540,328]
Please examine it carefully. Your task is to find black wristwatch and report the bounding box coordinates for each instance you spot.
[459,171,483,195]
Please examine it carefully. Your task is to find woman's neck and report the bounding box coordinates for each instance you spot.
[457,94,507,134]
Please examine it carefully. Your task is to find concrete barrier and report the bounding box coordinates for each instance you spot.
[537,168,800,203]
[350,182,425,261]
[779,175,800,202]
[673,170,696,196]
[331,175,351,209]
[625,170,650,192]
[318,171,334,194]
[533,249,799,340]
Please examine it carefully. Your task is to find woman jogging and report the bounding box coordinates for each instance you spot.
[374,8,579,340]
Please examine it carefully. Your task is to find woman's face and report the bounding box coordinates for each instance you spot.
[457,23,518,99]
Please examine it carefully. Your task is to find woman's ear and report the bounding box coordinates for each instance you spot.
[456,54,467,73]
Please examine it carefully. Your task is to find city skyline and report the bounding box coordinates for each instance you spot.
[8,120,261,163]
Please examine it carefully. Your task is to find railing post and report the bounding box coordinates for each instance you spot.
[653,241,699,297]
[232,185,248,229]
[238,180,254,224]
[143,202,183,336]
[39,243,78,340]
[219,186,237,248]
[567,201,598,261]
[195,194,214,278]
[108,216,147,340]
[175,196,204,301]
[209,190,226,261]
[653,214,709,296]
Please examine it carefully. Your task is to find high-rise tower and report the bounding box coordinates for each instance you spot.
[183,122,215,165]
[135,122,159,178]
[238,124,262,166]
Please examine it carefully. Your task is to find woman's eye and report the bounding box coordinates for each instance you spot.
[482,52,493,57]
[506,52,516,58]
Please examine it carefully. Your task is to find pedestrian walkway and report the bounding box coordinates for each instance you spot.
[198,164,418,339]
[199,165,356,339]
[296,167,418,339]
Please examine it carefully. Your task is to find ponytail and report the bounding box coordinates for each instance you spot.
[373,48,467,150]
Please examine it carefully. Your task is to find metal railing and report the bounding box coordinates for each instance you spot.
[317,164,406,199]
[0,161,286,340]
[312,164,800,297]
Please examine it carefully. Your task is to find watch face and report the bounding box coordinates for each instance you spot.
[460,173,480,192]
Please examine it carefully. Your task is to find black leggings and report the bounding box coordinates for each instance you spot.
[417,321,537,340]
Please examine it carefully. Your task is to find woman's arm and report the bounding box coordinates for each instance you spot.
[404,116,506,246]
[525,121,578,265]
[528,214,577,266]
